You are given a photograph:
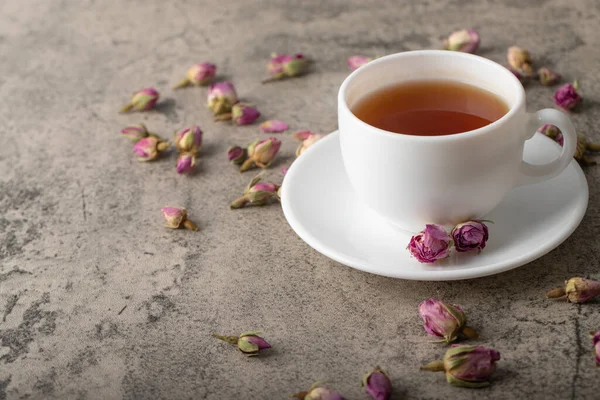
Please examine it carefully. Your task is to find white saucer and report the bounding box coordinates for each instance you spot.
[281,131,588,281]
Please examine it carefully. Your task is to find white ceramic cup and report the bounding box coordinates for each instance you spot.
[338,50,577,232]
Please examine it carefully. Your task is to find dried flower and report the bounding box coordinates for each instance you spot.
[553,81,582,111]
[419,299,479,343]
[443,29,480,53]
[240,137,282,172]
[119,87,160,113]
[207,81,238,116]
[133,136,170,161]
[227,145,247,165]
[421,345,500,388]
[174,126,203,154]
[591,331,600,367]
[173,62,216,89]
[264,53,310,83]
[293,131,325,156]
[121,124,151,142]
[230,174,279,209]
[232,103,261,125]
[538,124,561,140]
[292,382,345,400]
[176,153,197,174]
[547,277,600,303]
[407,224,452,263]
[212,331,271,356]
[348,55,372,71]
[538,67,561,86]
[362,367,392,400]
[259,120,288,133]
[161,207,199,231]
[557,132,600,164]
[507,46,533,76]
[451,220,489,253]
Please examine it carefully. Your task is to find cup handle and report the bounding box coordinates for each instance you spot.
[516,108,577,187]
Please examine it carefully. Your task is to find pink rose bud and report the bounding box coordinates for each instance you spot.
[161,207,199,231]
[259,120,288,133]
[121,123,150,142]
[443,29,480,53]
[451,220,489,252]
[507,46,533,76]
[547,277,600,303]
[348,55,372,71]
[553,81,582,111]
[212,330,271,356]
[173,62,216,89]
[133,136,170,162]
[421,345,501,388]
[230,175,279,209]
[174,125,203,154]
[231,103,261,125]
[264,53,310,83]
[240,137,282,172]
[207,81,238,116]
[120,87,159,113]
[538,67,561,86]
[407,224,452,263]
[227,145,247,165]
[419,299,478,343]
[592,331,600,367]
[538,124,561,140]
[176,153,197,174]
[291,383,346,400]
[362,367,392,400]
[293,131,324,156]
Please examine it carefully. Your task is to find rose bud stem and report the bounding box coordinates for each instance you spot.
[211,333,239,344]
[460,326,480,340]
[230,196,249,209]
[420,360,445,372]
[182,219,199,231]
[546,287,567,299]
[239,158,256,172]
[214,113,232,121]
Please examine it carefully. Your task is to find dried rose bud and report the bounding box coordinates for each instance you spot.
[121,124,151,142]
[348,55,372,71]
[174,125,203,154]
[553,81,582,111]
[293,131,324,156]
[231,103,261,125]
[451,220,489,252]
[538,124,561,140]
[407,224,452,263]
[443,29,480,53]
[591,331,600,367]
[173,62,216,89]
[212,331,271,356]
[120,87,159,113]
[176,153,197,174]
[547,277,600,303]
[507,46,533,76]
[538,67,561,86]
[419,299,478,343]
[240,137,282,172]
[133,136,170,161]
[230,174,279,209]
[421,345,500,388]
[362,367,392,400]
[227,145,247,165]
[264,53,310,83]
[552,131,600,164]
[161,207,199,231]
[292,383,345,400]
[259,120,288,133]
[207,81,238,116]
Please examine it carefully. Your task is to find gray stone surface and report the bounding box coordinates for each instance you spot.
[1,0,600,398]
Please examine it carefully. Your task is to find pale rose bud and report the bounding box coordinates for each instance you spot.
[240,137,282,172]
[547,277,600,303]
[120,87,159,113]
[443,29,480,53]
[553,81,582,111]
[232,103,261,125]
[293,131,324,156]
[133,136,170,161]
[207,81,238,116]
[259,120,288,133]
[121,124,150,142]
[407,224,451,263]
[292,383,346,400]
[230,175,279,209]
[174,125,203,154]
[227,145,247,165]
[451,220,489,252]
[173,62,216,89]
[176,153,197,174]
[419,299,478,343]
[538,67,561,86]
[264,53,310,82]
[592,331,600,367]
[348,55,372,71]
[362,367,392,400]
[507,46,533,76]
[161,207,199,231]
[212,331,271,356]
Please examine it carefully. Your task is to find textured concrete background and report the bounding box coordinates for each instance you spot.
[1,0,600,399]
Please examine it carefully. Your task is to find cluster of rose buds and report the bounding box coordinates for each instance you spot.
[230,174,280,209]
[442,29,480,53]
[419,299,479,343]
[263,53,310,83]
[591,331,600,367]
[120,88,160,112]
[421,345,500,388]
[539,125,600,164]
[293,131,324,156]
[348,55,372,71]
[407,221,489,263]
[174,125,203,174]
[212,331,271,356]
[161,207,198,231]
[362,367,392,400]
[546,277,600,303]
[173,62,216,89]
[291,383,345,400]
[553,81,582,110]
[236,137,281,173]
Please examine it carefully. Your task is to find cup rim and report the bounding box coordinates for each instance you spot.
[338,50,525,141]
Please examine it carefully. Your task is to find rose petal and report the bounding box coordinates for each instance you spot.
[259,120,288,133]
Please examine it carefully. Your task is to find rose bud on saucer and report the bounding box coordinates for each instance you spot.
[259,119,288,133]
[173,62,216,89]
[451,220,489,252]
[176,153,197,174]
[227,145,247,165]
[291,382,345,400]
[442,29,480,53]
[538,67,561,86]
[212,331,271,356]
[362,367,392,400]
[547,277,600,303]
[348,55,372,71]
[174,125,203,154]
[263,53,310,83]
[120,87,159,112]
[230,174,279,209]
[121,123,153,142]
[407,224,452,263]
[507,46,533,76]
[239,137,281,172]
[421,345,500,388]
[133,136,170,161]
[161,207,199,231]
[293,131,325,157]
[419,299,479,343]
[591,331,600,367]
[207,81,238,116]
[553,81,582,111]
